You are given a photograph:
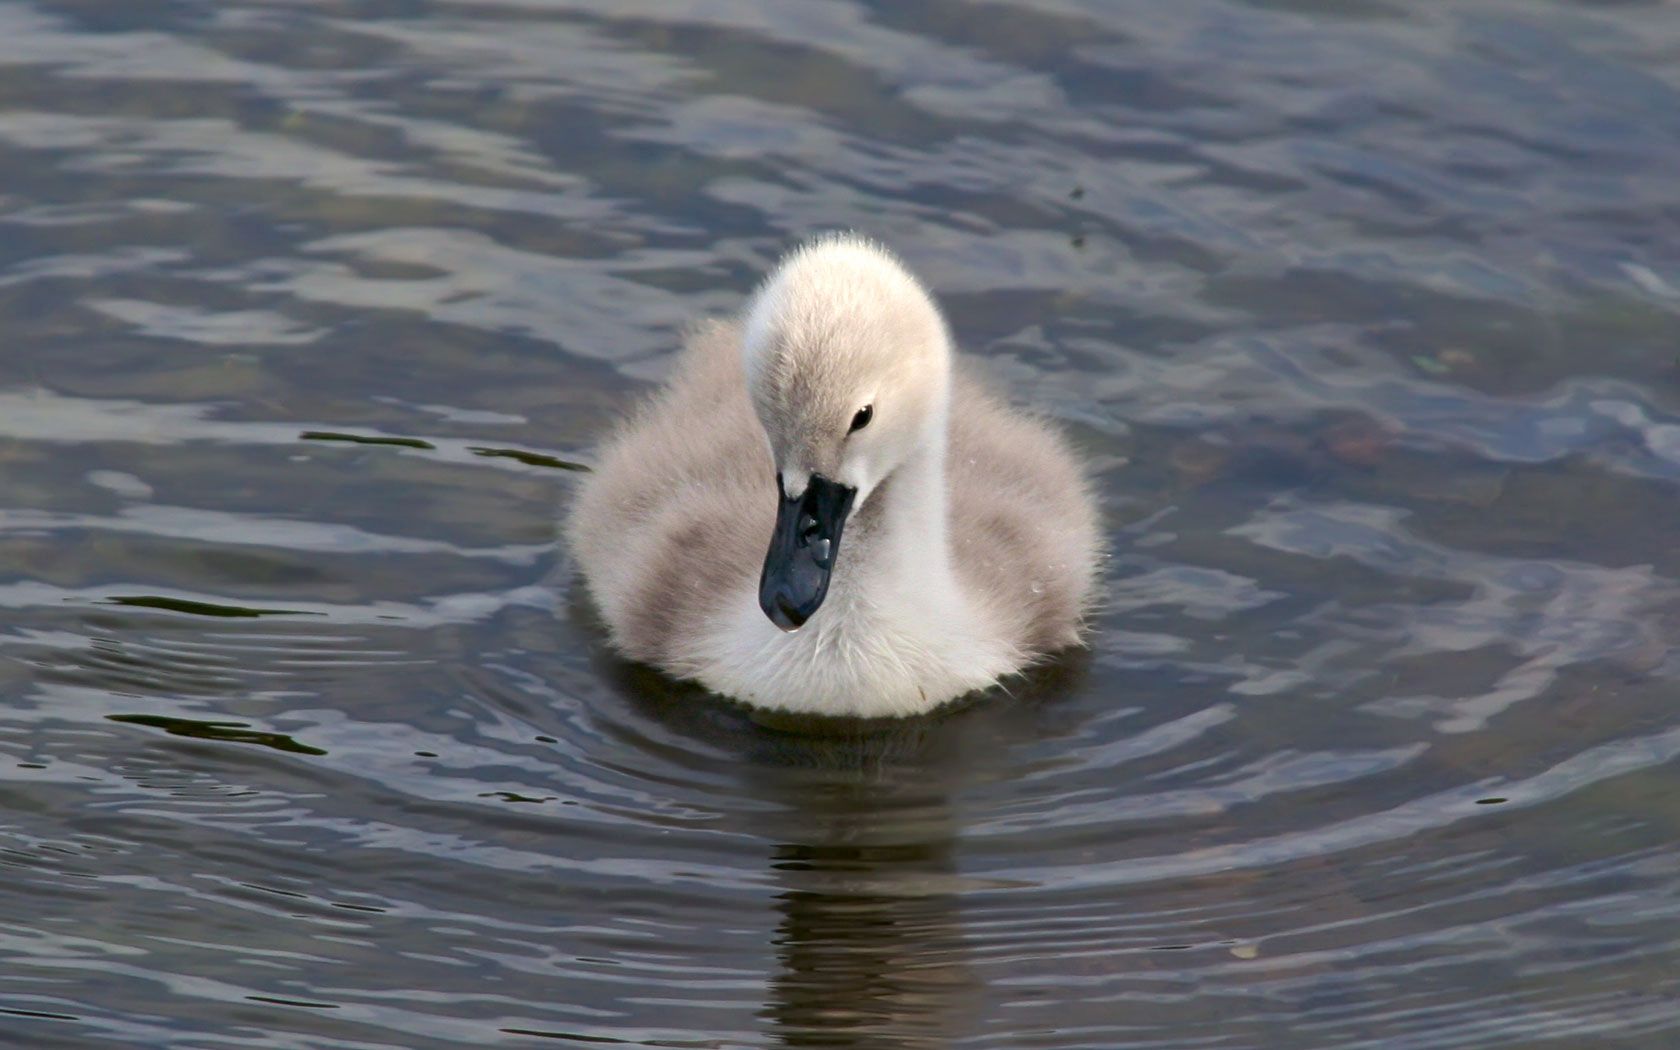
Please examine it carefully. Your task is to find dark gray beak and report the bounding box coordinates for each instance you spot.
[758,473,857,631]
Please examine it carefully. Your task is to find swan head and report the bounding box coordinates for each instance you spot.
[741,233,952,631]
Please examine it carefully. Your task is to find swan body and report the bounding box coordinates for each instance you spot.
[567,235,1100,718]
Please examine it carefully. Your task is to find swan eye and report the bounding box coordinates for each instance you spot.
[848,405,873,434]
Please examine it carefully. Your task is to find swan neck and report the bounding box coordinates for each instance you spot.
[875,409,953,583]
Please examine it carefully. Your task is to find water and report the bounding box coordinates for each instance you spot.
[3,1,1680,1046]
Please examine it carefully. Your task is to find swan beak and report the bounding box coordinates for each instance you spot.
[759,473,856,632]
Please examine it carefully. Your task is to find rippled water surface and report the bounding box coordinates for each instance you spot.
[5,1,1680,1046]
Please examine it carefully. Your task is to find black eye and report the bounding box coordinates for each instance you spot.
[848,404,873,433]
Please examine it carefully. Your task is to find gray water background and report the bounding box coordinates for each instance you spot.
[3,0,1680,1047]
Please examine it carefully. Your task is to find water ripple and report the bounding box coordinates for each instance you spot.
[3,1,1680,1047]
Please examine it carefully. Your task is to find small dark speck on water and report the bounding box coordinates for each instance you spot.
[1477,798,1509,805]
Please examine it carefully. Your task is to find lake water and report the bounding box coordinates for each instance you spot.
[4,1,1680,1047]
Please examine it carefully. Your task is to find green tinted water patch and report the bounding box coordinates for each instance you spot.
[300,430,436,450]
[104,595,316,618]
[107,714,328,756]
[467,446,590,472]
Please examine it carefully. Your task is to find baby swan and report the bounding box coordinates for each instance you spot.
[567,234,1100,718]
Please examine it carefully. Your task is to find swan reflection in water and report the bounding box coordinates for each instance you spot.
[587,628,1088,1048]
[761,754,978,1049]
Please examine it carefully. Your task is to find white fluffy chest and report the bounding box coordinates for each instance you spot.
[689,574,1016,717]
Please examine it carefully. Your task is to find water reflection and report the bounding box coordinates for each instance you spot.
[769,827,974,1049]
[590,634,1095,1045]
[6,0,1680,1045]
